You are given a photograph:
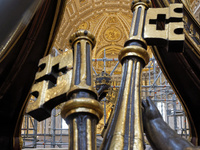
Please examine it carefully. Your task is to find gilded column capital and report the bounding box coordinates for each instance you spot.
[120,0,151,66]
[67,30,98,99]
[69,30,96,48]
[61,98,103,120]
[131,0,152,10]
[118,45,149,65]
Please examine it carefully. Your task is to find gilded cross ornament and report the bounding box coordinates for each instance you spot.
[26,50,73,121]
[144,3,184,52]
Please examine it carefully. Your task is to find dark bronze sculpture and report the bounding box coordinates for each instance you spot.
[142,97,194,150]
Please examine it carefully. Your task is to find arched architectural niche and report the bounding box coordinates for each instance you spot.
[53,0,133,59]
[92,13,130,58]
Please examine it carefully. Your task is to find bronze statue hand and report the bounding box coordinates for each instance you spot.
[142,97,194,150]
[142,96,162,121]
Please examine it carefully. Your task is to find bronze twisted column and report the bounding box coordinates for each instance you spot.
[100,1,151,150]
[61,30,103,150]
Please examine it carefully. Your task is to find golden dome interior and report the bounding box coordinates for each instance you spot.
[53,0,133,58]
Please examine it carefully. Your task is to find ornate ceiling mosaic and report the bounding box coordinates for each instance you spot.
[53,0,133,59]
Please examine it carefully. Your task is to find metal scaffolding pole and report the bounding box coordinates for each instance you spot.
[33,118,37,148]
[51,108,56,148]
